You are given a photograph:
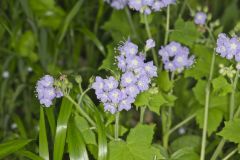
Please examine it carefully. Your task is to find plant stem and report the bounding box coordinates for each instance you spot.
[125,8,139,40]
[222,148,238,160]
[65,95,95,126]
[115,112,120,140]
[230,70,239,120]
[143,14,158,66]
[168,113,196,135]
[164,6,170,45]
[140,107,146,124]
[211,71,239,160]
[210,139,226,160]
[200,24,216,160]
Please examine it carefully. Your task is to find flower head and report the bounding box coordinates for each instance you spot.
[36,75,63,107]
[158,42,195,72]
[194,12,207,25]
[105,0,128,10]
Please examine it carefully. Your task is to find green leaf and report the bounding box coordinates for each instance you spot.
[169,19,200,47]
[53,98,73,160]
[218,119,240,143]
[196,108,223,135]
[134,91,152,107]
[17,150,44,160]
[212,76,232,96]
[80,27,106,56]
[0,139,32,159]
[45,107,56,139]
[74,115,96,145]
[12,114,27,138]
[170,135,201,152]
[109,124,164,160]
[148,93,167,114]
[156,71,173,92]
[67,117,89,160]
[39,107,49,160]
[170,147,199,160]
[58,0,84,43]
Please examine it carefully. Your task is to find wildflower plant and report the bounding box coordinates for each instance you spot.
[2,1,240,160]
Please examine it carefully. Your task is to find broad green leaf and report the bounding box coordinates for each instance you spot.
[39,107,49,160]
[169,19,200,47]
[58,0,84,43]
[67,117,89,160]
[134,90,152,107]
[196,108,223,135]
[148,93,168,114]
[170,135,201,152]
[218,119,240,143]
[212,76,232,96]
[74,115,96,145]
[109,124,164,160]
[0,139,32,159]
[99,44,118,74]
[17,150,44,160]
[156,71,173,92]
[170,147,199,160]
[80,27,106,56]
[53,98,73,160]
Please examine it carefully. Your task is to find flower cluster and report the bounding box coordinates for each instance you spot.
[36,75,63,107]
[129,0,176,14]
[216,33,240,61]
[104,0,128,10]
[158,42,195,72]
[194,12,207,25]
[92,39,157,114]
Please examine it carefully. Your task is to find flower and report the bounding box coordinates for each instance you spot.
[194,12,207,25]
[92,39,157,114]
[145,39,156,51]
[216,33,240,62]
[105,0,128,10]
[158,42,195,72]
[36,75,63,107]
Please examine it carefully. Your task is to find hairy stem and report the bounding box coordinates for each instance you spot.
[140,107,146,124]
[164,6,170,45]
[230,70,239,119]
[222,148,238,160]
[143,14,158,66]
[115,112,120,140]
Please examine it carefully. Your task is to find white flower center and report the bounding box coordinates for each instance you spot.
[171,46,177,52]
[177,57,183,63]
[230,43,237,50]
[125,77,132,83]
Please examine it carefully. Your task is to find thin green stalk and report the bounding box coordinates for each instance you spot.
[115,112,120,140]
[125,8,139,40]
[222,148,238,160]
[143,14,158,66]
[140,107,146,124]
[200,25,216,160]
[230,70,239,120]
[65,95,95,126]
[164,6,170,45]
[211,71,239,160]
[168,113,196,135]
[210,139,226,160]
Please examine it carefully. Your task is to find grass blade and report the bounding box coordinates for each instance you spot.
[17,150,44,160]
[53,98,73,160]
[45,107,56,138]
[58,0,84,44]
[80,27,106,56]
[83,96,108,160]
[67,117,89,160]
[0,139,32,159]
[39,107,49,160]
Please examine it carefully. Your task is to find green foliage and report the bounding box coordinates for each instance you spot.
[218,119,240,143]
[170,135,201,152]
[108,124,163,160]
[170,147,199,160]
[212,76,232,96]
[39,107,49,160]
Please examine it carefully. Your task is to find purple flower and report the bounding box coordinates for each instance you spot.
[216,33,240,62]
[105,0,128,10]
[92,76,105,93]
[116,55,127,72]
[104,103,117,114]
[109,89,123,103]
[126,55,144,70]
[36,75,63,107]
[118,97,134,111]
[194,12,207,25]
[104,76,118,91]
[137,76,150,91]
[96,92,109,103]
[125,84,140,98]
[121,72,137,87]
[159,42,195,72]
[119,41,138,57]
[144,61,157,77]
[128,0,143,11]
[142,0,154,6]
[145,39,156,51]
